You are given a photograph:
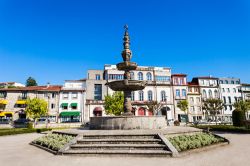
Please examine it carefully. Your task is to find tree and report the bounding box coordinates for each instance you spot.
[177,100,189,123]
[104,91,124,116]
[25,98,48,120]
[26,77,38,86]
[233,100,250,120]
[146,101,164,115]
[202,98,224,123]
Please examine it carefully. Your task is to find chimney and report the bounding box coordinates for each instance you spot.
[47,82,50,88]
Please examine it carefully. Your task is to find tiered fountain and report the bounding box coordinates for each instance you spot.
[90,25,167,130]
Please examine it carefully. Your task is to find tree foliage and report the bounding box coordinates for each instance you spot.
[25,98,48,120]
[232,109,245,127]
[202,98,224,120]
[146,101,164,115]
[177,100,189,113]
[26,77,38,86]
[233,100,250,120]
[104,91,124,116]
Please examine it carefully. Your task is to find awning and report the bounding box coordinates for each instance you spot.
[93,107,102,112]
[61,103,68,107]
[0,100,8,105]
[60,111,80,117]
[0,112,14,117]
[70,103,77,107]
[16,100,26,104]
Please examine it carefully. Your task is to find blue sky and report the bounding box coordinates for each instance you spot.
[0,0,249,85]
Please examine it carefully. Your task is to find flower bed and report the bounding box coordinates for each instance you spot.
[32,133,74,151]
[167,132,225,152]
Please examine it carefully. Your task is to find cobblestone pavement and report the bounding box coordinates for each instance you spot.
[0,129,249,166]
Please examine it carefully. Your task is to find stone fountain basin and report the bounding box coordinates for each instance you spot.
[116,61,137,71]
[90,116,167,130]
[106,80,146,91]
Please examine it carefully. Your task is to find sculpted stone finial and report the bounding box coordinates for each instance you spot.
[122,24,132,62]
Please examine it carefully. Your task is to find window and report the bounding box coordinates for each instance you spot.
[72,92,78,99]
[228,97,231,104]
[202,90,207,98]
[190,106,195,112]
[138,72,143,80]
[195,88,198,92]
[236,81,240,84]
[146,72,152,81]
[96,74,101,80]
[222,88,225,92]
[214,90,218,98]
[21,92,27,99]
[180,78,185,85]
[225,80,229,84]
[71,104,77,110]
[188,88,192,92]
[176,89,180,97]
[197,106,201,111]
[0,91,7,98]
[190,97,194,102]
[220,80,223,84]
[227,88,230,93]
[223,96,226,103]
[62,105,68,110]
[131,92,134,101]
[231,81,235,84]
[233,88,236,93]
[182,89,186,96]
[161,91,166,101]
[108,74,123,80]
[208,90,212,98]
[229,105,232,111]
[94,84,102,100]
[51,93,56,98]
[139,91,144,101]
[156,76,170,81]
[148,90,153,101]
[51,103,55,109]
[234,97,238,102]
[63,92,68,99]
[196,97,200,103]
[224,105,227,110]
[130,72,134,80]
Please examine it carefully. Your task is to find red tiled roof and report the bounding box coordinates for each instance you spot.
[0,85,62,91]
[171,74,187,77]
[188,82,199,86]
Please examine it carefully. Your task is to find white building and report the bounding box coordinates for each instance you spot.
[187,82,202,122]
[171,74,188,122]
[59,80,86,123]
[219,78,241,121]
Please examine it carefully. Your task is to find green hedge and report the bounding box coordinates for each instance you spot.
[167,132,225,152]
[194,125,250,133]
[0,128,52,136]
[232,110,245,127]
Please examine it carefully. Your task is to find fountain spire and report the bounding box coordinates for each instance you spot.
[122,24,132,62]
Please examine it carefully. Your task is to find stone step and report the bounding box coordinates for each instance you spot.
[70,144,167,150]
[63,149,172,157]
[77,138,162,144]
[82,134,157,139]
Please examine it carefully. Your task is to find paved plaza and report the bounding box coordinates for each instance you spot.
[0,129,249,166]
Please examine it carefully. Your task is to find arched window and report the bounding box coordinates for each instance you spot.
[148,90,153,101]
[161,91,166,101]
[182,89,186,96]
[139,91,144,101]
[146,72,152,81]
[131,91,135,101]
[225,80,229,84]
[138,72,143,80]
[231,81,235,84]
[130,72,134,80]
[222,88,225,92]
[208,90,213,98]
[219,80,223,84]
[236,81,240,84]
[202,90,207,98]
[233,88,236,93]
[214,90,218,98]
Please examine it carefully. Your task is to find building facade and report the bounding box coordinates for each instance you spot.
[59,80,86,123]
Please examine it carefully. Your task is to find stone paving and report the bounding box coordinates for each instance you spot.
[0,128,249,166]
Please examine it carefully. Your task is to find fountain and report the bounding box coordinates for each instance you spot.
[89,25,167,130]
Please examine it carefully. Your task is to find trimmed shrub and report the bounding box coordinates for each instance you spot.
[27,122,34,129]
[174,120,180,126]
[167,132,225,152]
[232,109,245,127]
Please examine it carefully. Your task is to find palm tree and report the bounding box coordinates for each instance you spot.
[177,100,189,124]
[233,100,250,120]
[202,98,224,124]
